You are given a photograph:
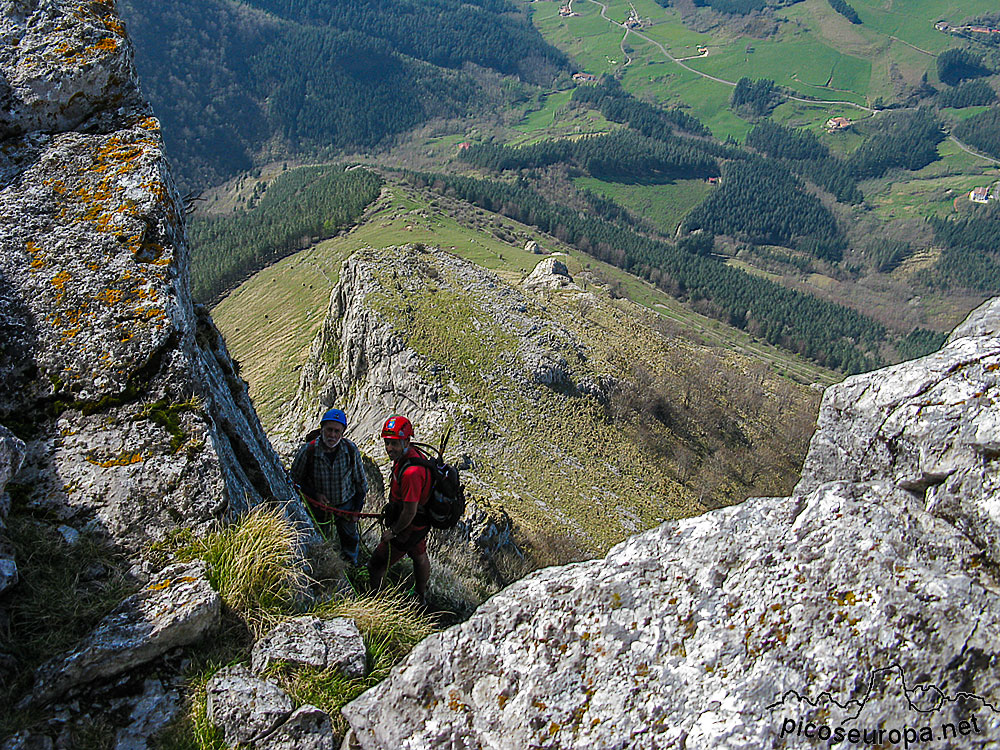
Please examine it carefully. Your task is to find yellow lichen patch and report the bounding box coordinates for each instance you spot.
[147,575,198,592]
[51,270,72,300]
[94,287,125,306]
[84,451,146,467]
[26,241,47,270]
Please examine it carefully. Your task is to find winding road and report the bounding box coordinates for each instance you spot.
[585,0,876,114]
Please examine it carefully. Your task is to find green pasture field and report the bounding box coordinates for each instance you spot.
[533,0,627,75]
[684,36,871,105]
[529,0,997,139]
[574,176,713,235]
[866,147,998,222]
[510,89,621,143]
[849,0,1000,53]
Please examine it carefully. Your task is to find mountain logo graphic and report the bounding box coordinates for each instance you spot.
[766,663,999,720]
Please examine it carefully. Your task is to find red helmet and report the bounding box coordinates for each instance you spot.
[381,415,414,440]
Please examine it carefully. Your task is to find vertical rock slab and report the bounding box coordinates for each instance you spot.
[0,0,312,552]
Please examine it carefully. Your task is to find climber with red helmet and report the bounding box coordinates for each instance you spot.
[369,414,433,607]
[290,408,368,565]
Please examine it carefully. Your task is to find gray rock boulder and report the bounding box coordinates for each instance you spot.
[0,423,25,593]
[206,664,294,746]
[522,257,578,292]
[0,423,25,493]
[252,615,366,678]
[342,297,1000,748]
[28,561,220,706]
[257,705,336,750]
[113,678,182,750]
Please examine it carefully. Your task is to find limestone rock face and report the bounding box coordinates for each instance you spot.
[343,297,1000,749]
[251,615,367,678]
[206,664,294,746]
[522,256,578,292]
[0,0,312,554]
[256,705,335,750]
[28,561,220,707]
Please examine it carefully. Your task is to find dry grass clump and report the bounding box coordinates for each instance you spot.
[179,505,307,635]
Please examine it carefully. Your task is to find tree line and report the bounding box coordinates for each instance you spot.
[917,212,1000,293]
[459,130,720,182]
[953,107,1000,161]
[189,166,383,302]
[937,48,993,87]
[828,0,861,24]
[571,77,711,138]
[745,120,862,203]
[937,80,996,108]
[847,109,945,179]
[407,170,887,373]
[235,0,567,82]
[683,159,846,261]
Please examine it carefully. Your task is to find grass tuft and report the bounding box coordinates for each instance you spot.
[178,506,307,636]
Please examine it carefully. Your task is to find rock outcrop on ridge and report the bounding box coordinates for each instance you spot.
[0,0,312,558]
[342,297,1000,749]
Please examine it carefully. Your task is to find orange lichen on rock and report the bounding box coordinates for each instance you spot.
[26,241,47,270]
[51,270,72,300]
[85,450,146,467]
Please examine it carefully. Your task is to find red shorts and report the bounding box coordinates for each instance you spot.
[386,524,430,565]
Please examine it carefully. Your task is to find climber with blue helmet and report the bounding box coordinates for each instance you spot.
[290,407,368,565]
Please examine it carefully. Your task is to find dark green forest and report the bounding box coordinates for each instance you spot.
[953,107,1000,161]
[937,80,997,108]
[731,78,780,118]
[937,48,992,87]
[459,130,719,181]
[189,165,383,302]
[407,170,889,372]
[745,120,862,203]
[828,0,861,24]
[571,77,711,138]
[684,160,846,260]
[847,109,945,179]
[118,0,566,191]
[918,212,1000,292]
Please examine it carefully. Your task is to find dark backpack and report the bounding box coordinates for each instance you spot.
[394,430,466,529]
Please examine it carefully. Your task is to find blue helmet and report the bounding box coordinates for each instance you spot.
[320,408,347,427]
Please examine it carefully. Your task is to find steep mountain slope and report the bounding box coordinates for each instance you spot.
[279,241,818,563]
[116,0,566,191]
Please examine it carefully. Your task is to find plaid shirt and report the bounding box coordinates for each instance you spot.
[291,438,368,509]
